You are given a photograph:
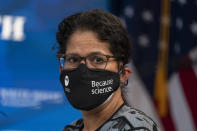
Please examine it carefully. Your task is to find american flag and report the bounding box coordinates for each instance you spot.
[110,0,197,131]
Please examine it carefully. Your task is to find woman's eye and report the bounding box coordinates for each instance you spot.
[93,57,105,64]
[67,57,79,64]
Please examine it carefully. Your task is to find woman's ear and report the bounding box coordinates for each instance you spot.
[120,66,132,84]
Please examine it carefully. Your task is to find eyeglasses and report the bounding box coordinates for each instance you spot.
[57,53,117,70]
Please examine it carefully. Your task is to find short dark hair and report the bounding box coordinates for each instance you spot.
[56,9,131,65]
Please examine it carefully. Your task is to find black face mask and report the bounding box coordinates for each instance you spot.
[60,64,120,111]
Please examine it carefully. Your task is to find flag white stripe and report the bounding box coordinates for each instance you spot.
[168,73,196,131]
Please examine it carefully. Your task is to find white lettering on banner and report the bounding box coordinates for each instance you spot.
[91,79,113,88]
[13,16,26,41]
[0,15,12,41]
[0,88,64,107]
[0,15,26,42]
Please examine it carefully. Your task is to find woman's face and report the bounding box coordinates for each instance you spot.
[65,30,119,72]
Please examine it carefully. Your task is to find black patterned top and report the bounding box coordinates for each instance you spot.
[62,104,159,131]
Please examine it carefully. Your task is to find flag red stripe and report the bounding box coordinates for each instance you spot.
[160,100,176,131]
[178,65,197,129]
[154,100,176,131]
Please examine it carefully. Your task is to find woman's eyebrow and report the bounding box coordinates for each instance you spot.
[66,51,105,56]
[65,53,80,56]
[88,51,104,56]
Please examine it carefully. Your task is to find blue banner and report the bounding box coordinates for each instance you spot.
[0,0,108,130]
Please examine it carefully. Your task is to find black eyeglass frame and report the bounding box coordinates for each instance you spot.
[56,53,118,70]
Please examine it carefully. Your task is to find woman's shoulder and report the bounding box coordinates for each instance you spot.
[108,104,159,131]
[62,119,83,131]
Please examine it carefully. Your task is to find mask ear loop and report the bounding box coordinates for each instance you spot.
[118,63,128,87]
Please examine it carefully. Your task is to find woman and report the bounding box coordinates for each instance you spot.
[56,9,159,131]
